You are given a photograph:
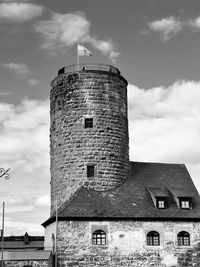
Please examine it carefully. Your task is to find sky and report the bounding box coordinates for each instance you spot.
[0,0,200,236]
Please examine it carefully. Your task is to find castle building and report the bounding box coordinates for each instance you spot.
[43,64,200,267]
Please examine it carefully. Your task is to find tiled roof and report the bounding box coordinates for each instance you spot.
[146,186,169,197]
[3,234,44,249]
[43,161,200,226]
[3,251,51,261]
[4,235,44,241]
[3,240,44,249]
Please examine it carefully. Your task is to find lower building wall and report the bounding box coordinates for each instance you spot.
[54,220,200,267]
[3,259,49,267]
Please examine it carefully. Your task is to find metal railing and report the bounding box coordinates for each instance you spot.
[57,63,120,75]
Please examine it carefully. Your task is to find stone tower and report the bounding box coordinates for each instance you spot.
[50,64,129,214]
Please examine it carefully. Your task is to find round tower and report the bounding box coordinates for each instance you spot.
[50,64,129,214]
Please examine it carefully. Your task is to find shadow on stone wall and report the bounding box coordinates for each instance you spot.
[177,241,200,267]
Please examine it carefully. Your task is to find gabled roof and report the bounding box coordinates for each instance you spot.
[146,186,169,197]
[43,161,200,227]
[167,187,195,198]
[3,240,44,250]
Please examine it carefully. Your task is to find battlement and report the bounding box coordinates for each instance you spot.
[57,63,121,76]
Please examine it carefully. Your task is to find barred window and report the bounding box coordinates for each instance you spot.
[92,230,106,245]
[147,231,160,246]
[177,231,190,246]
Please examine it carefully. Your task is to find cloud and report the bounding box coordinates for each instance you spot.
[189,16,200,30]
[28,78,39,86]
[35,194,50,207]
[128,80,200,192]
[1,62,39,86]
[0,91,11,96]
[148,16,183,41]
[34,12,119,62]
[2,62,30,76]
[0,98,50,235]
[0,2,44,23]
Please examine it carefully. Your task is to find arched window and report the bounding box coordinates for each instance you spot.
[177,231,190,246]
[147,231,160,246]
[92,230,106,245]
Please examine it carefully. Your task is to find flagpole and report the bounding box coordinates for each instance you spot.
[77,44,79,71]
[55,196,58,267]
[1,202,5,267]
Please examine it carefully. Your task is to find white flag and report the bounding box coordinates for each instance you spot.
[78,44,92,56]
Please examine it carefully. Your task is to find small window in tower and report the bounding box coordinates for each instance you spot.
[85,118,93,128]
[87,165,94,178]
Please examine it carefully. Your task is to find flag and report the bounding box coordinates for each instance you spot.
[78,44,92,56]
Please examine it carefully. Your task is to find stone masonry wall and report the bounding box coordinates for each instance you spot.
[50,70,129,214]
[54,220,200,267]
[3,259,49,267]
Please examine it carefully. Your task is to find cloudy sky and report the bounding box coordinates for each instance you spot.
[0,0,200,236]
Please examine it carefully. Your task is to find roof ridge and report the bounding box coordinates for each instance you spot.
[130,161,185,166]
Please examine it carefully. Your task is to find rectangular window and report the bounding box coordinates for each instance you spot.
[179,198,191,209]
[147,236,159,246]
[85,118,93,128]
[158,200,165,208]
[156,198,166,209]
[181,201,190,209]
[87,165,94,178]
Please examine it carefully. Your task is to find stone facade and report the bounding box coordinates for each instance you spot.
[44,220,200,267]
[50,70,129,214]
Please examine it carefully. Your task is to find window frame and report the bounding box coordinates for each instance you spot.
[147,231,160,246]
[156,197,166,209]
[177,231,190,246]
[92,230,106,245]
[179,198,192,210]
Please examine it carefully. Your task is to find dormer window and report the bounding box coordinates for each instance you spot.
[179,198,191,209]
[146,187,168,209]
[156,198,166,209]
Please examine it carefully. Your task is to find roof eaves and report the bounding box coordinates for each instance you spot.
[42,187,84,227]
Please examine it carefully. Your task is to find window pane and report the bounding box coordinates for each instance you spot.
[147,231,160,246]
[92,230,106,245]
[180,199,190,209]
[177,232,190,246]
[158,201,164,208]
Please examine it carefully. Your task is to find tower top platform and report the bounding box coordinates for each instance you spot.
[57,63,121,76]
